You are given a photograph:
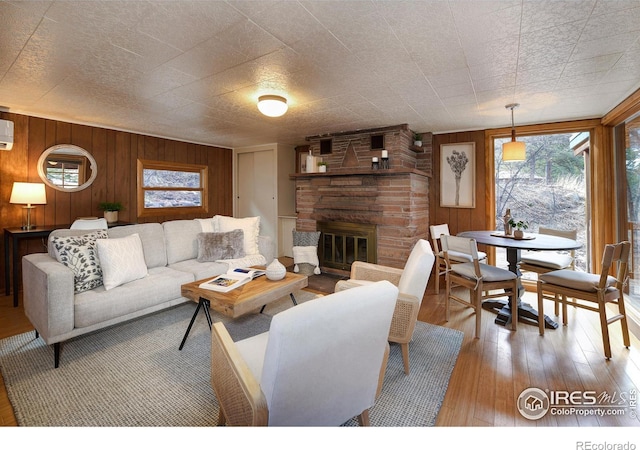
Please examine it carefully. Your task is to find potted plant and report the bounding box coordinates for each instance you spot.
[317,161,328,173]
[99,201,123,224]
[508,219,529,239]
[413,132,423,147]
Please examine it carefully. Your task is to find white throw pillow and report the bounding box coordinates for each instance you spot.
[217,216,260,256]
[96,233,148,291]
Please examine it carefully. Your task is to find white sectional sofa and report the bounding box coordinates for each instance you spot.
[21,216,274,367]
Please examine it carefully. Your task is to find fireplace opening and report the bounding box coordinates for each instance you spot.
[317,221,377,271]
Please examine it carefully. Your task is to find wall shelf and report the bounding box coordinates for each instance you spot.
[290,168,430,179]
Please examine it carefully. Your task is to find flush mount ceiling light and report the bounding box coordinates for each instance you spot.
[502,103,526,161]
[257,95,288,117]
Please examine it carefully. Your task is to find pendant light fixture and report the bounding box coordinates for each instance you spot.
[257,95,288,117]
[502,103,526,161]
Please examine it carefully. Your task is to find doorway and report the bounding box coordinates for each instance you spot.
[235,148,277,244]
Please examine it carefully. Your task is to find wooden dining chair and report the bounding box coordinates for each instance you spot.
[442,235,518,338]
[430,224,486,294]
[520,227,577,315]
[537,241,631,359]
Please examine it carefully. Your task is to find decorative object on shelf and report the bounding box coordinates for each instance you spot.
[10,182,47,230]
[99,201,123,224]
[413,132,423,147]
[502,103,526,161]
[381,150,389,169]
[502,208,512,235]
[317,160,327,173]
[257,94,288,117]
[508,218,529,239]
[266,258,286,281]
[306,149,317,173]
[372,156,380,170]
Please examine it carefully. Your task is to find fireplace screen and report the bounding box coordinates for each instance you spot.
[318,221,377,271]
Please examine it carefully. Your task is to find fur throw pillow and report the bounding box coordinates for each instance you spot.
[197,230,245,262]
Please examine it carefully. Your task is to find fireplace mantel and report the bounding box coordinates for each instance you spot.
[290,168,430,179]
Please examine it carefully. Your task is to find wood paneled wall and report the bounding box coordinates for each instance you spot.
[430,131,487,237]
[0,112,233,292]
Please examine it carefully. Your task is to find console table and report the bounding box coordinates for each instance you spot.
[3,222,131,307]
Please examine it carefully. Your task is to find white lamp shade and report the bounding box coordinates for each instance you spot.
[502,141,526,161]
[258,95,288,117]
[10,182,47,205]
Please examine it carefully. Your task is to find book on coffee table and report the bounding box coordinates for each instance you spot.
[198,268,266,293]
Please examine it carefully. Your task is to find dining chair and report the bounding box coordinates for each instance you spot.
[210,281,398,426]
[429,224,486,294]
[520,227,577,315]
[70,218,108,230]
[537,241,631,359]
[442,235,518,338]
[334,239,435,375]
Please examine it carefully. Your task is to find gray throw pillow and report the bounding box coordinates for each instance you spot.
[197,230,245,262]
[292,230,321,247]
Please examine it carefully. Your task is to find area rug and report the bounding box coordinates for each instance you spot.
[0,291,463,427]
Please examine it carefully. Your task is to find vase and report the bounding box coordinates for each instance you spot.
[104,211,118,224]
[514,230,524,239]
[503,208,512,235]
[266,258,286,281]
[318,165,327,173]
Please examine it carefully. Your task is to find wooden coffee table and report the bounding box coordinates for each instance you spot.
[179,271,308,349]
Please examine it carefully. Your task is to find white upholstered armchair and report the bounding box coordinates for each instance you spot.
[210,281,399,426]
[334,239,435,375]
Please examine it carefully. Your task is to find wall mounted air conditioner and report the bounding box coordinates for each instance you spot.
[0,119,14,150]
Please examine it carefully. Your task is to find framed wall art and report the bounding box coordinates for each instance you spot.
[440,142,475,208]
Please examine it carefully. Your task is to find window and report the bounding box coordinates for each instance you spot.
[137,159,208,217]
[493,132,589,275]
[622,114,640,311]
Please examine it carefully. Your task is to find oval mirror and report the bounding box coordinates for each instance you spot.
[37,144,97,192]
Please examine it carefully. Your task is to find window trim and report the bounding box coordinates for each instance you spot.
[137,159,208,218]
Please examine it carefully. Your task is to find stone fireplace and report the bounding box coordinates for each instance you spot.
[293,124,432,272]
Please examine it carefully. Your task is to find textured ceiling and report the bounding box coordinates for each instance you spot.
[2,0,640,149]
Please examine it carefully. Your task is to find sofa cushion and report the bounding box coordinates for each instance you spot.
[108,223,167,269]
[168,259,229,281]
[51,230,108,293]
[163,219,202,264]
[217,216,260,256]
[96,233,148,291]
[197,230,245,262]
[74,267,194,328]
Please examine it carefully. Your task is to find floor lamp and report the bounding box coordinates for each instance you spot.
[10,182,47,230]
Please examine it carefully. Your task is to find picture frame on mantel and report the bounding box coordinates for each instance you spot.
[440,142,475,208]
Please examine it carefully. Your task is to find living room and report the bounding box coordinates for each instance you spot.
[1,0,640,444]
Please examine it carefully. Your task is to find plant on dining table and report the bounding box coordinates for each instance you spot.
[508,219,529,238]
[508,218,529,231]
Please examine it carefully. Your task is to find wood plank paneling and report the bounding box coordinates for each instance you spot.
[0,112,233,294]
[431,131,487,237]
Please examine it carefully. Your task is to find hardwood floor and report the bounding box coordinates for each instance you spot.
[1,281,639,427]
[422,286,640,427]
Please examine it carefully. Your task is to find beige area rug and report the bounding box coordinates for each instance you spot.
[0,290,463,427]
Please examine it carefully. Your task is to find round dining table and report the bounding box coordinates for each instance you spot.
[457,230,582,329]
